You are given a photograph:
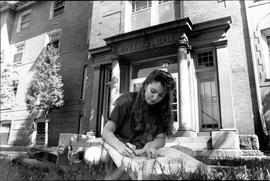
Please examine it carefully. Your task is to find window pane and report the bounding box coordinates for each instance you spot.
[21,22,29,30]
[198,71,220,130]
[21,13,30,22]
[197,51,214,68]
[54,0,64,9]
[0,124,11,133]
[49,32,61,50]
[132,1,151,12]
[53,0,64,17]
[20,13,30,30]
[54,8,64,17]
[13,79,19,95]
[17,45,24,53]
[159,0,172,4]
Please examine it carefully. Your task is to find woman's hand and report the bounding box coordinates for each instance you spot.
[116,142,136,157]
[135,148,159,159]
[102,121,136,157]
[135,142,160,159]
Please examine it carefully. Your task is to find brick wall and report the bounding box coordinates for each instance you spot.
[185,0,258,134]
[2,1,92,146]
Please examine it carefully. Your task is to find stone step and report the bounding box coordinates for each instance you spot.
[58,133,212,150]
[165,136,211,150]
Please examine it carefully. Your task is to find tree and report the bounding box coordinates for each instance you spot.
[25,44,64,116]
[0,62,15,109]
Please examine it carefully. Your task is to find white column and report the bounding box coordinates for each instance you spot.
[110,57,120,113]
[175,34,196,137]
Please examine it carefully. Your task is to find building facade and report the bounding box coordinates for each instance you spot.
[87,0,268,150]
[1,0,269,151]
[0,1,92,146]
[245,0,270,148]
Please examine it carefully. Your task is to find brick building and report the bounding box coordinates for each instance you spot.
[245,0,270,148]
[86,0,268,151]
[1,0,269,152]
[0,1,92,146]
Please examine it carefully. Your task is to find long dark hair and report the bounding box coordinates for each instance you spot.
[130,69,175,135]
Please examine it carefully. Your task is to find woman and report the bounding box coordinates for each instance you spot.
[102,69,175,159]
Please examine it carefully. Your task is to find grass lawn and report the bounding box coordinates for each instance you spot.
[1,154,270,180]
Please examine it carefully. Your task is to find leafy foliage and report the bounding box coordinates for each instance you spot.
[0,63,15,109]
[25,44,64,114]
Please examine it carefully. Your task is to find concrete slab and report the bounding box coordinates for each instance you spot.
[212,130,240,149]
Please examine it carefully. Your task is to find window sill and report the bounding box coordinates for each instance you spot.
[158,1,173,6]
[132,7,151,14]
[13,62,22,66]
[17,26,30,33]
[249,1,270,8]
[49,13,64,20]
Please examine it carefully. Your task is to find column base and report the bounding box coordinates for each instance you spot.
[174,128,197,137]
[212,129,240,149]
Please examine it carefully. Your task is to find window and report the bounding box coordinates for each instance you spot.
[0,122,11,145]
[47,30,61,51]
[53,0,64,18]
[20,12,31,30]
[12,80,19,96]
[36,122,46,145]
[159,0,173,4]
[132,1,152,12]
[125,0,177,32]
[17,10,31,32]
[196,52,214,68]
[13,44,24,63]
[11,72,19,96]
[196,50,220,131]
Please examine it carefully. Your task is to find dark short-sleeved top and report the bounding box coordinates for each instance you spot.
[108,92,165,149]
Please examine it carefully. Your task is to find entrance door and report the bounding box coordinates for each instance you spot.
[198,72,220,130]
[195,50,221,131]
[36,122,46,145]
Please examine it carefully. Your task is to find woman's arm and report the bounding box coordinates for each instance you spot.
[135,133,165,158]
[102,120,136,157]
[144,133,166,149]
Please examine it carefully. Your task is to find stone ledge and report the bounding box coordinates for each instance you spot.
[239,134,259,150]
[241,150,263,156]
[194,149,242,160]
[58,133,103,147]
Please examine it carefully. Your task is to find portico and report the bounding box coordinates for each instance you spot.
[89,16,240,149]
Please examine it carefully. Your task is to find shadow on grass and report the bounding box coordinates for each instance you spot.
[1,155,270,180]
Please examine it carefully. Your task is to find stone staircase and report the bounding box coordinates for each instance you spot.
[165,136,212,150]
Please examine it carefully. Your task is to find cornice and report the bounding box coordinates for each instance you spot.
[104,17,192,45]
[0,1,36,12]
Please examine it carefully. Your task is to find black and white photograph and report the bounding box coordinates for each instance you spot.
[1,0,270,180]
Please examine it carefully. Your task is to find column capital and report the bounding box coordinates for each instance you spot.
[176,34,191,51]
[111,54,119,61]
